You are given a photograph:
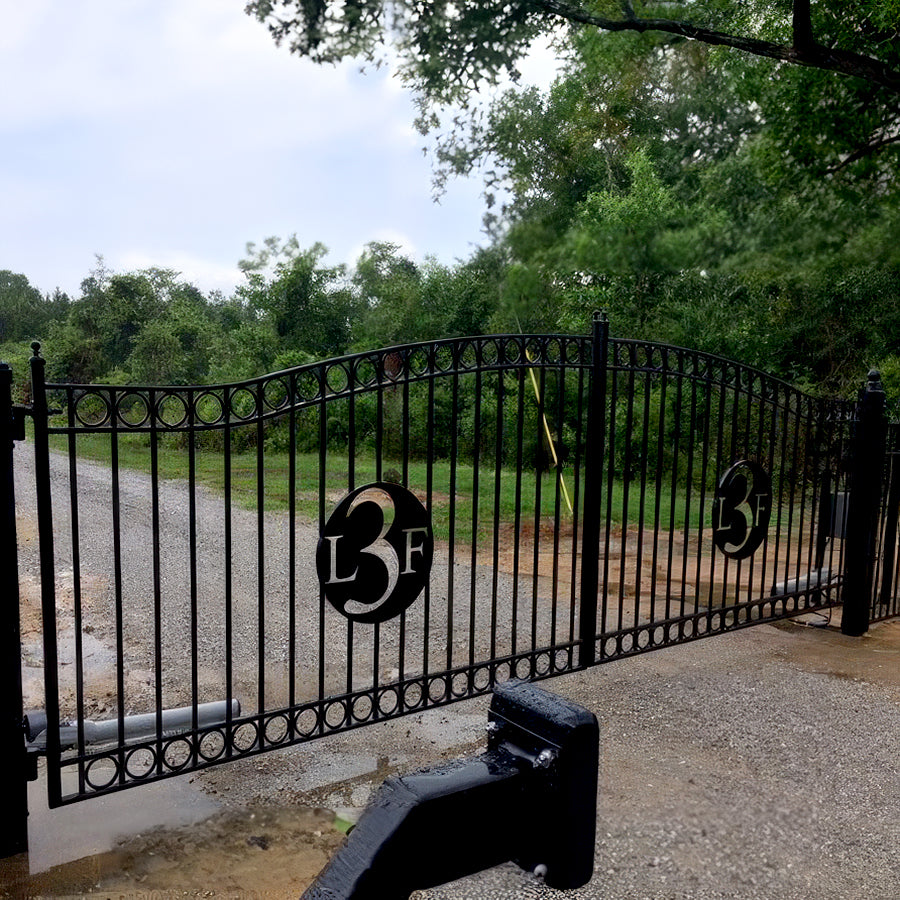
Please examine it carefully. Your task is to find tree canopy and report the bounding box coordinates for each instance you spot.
[245,2,900,95]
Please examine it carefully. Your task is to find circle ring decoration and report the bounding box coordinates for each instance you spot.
[712,459,773,560]
[317,482,433,624]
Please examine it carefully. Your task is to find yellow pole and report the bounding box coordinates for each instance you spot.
[524,347,573,514]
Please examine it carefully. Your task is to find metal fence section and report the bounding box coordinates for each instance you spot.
[873,422,900,622]
[590,338,855,660]
[20,321,884,807]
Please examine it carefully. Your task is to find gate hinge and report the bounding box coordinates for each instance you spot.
[10,405,31,442]
[23,712,46,781]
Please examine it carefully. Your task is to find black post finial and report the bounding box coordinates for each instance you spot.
[30,341,42,359]
[867,369,884,393]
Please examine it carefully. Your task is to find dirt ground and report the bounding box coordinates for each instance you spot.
[4,806,343,899]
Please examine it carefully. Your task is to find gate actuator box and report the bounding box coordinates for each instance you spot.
[303,680,599,899]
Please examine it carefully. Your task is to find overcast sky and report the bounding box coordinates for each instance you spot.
[1,1,557,300]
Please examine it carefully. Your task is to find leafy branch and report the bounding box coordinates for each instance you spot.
[532,0,900,95]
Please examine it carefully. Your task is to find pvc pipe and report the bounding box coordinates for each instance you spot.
[28,699,240,749]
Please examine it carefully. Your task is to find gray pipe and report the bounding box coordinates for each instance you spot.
[26,700,240,749]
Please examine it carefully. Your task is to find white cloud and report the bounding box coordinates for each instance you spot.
[0,1,557,299]
[115,248,243,295]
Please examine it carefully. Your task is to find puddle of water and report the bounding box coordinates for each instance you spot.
[25,763,222,874]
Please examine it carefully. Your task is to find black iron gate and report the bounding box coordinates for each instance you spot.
[3,316,897,824]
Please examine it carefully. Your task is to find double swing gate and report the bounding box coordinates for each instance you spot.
[3,314,899,855]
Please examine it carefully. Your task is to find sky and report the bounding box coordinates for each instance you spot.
[1,1,557,300]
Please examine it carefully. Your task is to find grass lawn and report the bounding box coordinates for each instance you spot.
[49,431,706,543]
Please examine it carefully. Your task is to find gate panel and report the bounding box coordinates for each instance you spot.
[587,340,852,661]
[31,335,593,804]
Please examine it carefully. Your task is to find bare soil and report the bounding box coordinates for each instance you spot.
[3,806,343,898]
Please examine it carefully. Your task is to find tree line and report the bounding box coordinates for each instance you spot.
[0,240,505,396]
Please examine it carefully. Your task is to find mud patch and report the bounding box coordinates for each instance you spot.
[7,806,344,898]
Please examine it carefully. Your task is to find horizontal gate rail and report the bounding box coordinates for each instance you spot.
[20,328,880,805]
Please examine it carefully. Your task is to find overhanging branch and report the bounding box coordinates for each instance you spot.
[531,0,900,95]
[827,132,900,173]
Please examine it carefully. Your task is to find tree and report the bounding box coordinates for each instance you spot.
[246,1,900,93]
[0,271,69,344]
[425,16,900,390]
[127,291,217,384]
[46,263,219,384]
[237,241,359,357]
[352,241,423,347]
[246,2,900,168]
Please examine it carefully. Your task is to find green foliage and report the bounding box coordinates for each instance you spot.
[236,241,356,358]
[246,2,900,109]
[128,292,217,384]
[350,241,498,348]
[0,270,69,345]
[0,341,34,403]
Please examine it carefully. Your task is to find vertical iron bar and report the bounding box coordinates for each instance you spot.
[0,360,28,855]
[109,392,126,784]
[617,354,636,634]
[568,362,586,649]
[705,371,727,615]
[257,382,266,735]
[754,381,772,601]
[375,364,384,483]
[649,352,667,627]
[800,402,821,606]
[470,359,482,674]
[550,360,565,650]
[66,400,86,793]
[784,394,803,594]
[223,388,234,753]
[345,378,355,696]
[530,365,545,655]
[446,364,459,674]
[761,382,781,597]
[771,394,790,595]
[490,368,504,661]
[692,374,713,627]
[399,359,410,683]
[30,346,62,806]
[372,370,382,692]
[724,370,741,610]
[423,355,435,682]
[288,376,297,718]
[633,364,652,630]
[601,348,618,643]
[149,389,164,773]
[188,391,199,751]
[510,363,526,656]
[726,372,742,609]
[578,313,607,668]
[666,356,684,623]
[318,371,328,701]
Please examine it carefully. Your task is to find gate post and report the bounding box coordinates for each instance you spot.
[841,369,888,636]
[0,361,29,858]
[579,312,608,667]
[28,344,62,807]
